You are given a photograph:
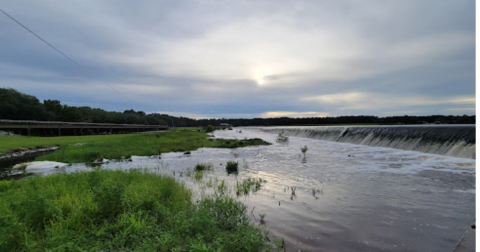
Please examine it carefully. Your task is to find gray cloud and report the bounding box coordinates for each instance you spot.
[0,0,475,118]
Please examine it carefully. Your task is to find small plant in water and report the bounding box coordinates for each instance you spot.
[276,130,289,143]
[259,213,266,225]
[290,186,297,200]
[301,145,308,156]
[217,180,227,195]
[301,145,308,163]
[226,161,238,174]
[273,237,286,252]
[194,163,212,171]
[194,170,203,181]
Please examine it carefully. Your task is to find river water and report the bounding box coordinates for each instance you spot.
[19,128,476,252]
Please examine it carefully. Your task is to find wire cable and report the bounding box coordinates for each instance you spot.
[0,7,138,106]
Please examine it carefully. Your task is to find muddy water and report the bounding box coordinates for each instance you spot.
[23,128,475,252]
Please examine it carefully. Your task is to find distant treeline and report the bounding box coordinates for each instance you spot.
[0,88,475,127]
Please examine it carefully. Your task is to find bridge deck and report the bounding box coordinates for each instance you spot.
[0,120,168,136]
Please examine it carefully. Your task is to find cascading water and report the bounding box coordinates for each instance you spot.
[255,125,476,159]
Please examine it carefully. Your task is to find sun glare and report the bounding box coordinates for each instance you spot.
[257,77,265,85]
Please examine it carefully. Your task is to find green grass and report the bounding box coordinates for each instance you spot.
[0,169,268,251]
[0,129,271,163]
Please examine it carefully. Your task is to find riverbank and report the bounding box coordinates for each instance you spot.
[0,128,270,163]
[0,169,269,251]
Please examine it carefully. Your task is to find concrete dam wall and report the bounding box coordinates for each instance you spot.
[256,125,475,159]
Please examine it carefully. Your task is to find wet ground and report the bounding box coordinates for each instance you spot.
[12,128,476,252]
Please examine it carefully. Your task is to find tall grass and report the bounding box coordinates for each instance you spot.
[0,169,268,251]
[16,129,270,163]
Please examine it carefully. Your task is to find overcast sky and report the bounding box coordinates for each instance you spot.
[0,0,476,119]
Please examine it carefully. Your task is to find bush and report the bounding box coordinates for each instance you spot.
[226,161,239,174]
[205,125,215,133]
[276,130,289,143]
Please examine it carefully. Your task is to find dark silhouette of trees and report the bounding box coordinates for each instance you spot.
[0,88,475,126]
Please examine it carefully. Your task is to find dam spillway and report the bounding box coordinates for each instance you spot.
[255,125,476,159]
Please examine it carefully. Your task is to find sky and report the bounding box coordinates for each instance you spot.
[0,0,476,119]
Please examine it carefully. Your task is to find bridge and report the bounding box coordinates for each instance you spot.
[0,120,169,136]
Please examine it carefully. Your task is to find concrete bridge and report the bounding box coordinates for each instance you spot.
[0,120,169,136]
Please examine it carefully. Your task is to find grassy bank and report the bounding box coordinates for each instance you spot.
[0,169,268,251]
[0,128,270,163]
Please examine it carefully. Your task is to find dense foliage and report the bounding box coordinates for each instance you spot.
[0,169,267,251]
[0,88,167,125]
[0,88,475,127]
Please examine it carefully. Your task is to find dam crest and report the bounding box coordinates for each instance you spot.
[255,125,475,159]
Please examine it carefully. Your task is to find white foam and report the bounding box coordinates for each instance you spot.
[24,161,68,171]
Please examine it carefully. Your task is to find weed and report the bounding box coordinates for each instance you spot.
[259,213,266,225]
[301,145,308,155]
[195,163,212,171]
[206,178,213,188]
[217,180,226,195]
[276,131,289,143]
[195,170,204,181]
[273,237,286,252]
[226,161,239,175]
[234,178,266,197]
[290,186,297,200]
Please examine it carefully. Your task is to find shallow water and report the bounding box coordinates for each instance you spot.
[22,128,475,252]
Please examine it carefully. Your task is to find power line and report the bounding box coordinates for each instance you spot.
[0,7,138,106]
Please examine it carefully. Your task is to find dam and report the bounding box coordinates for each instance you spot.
[253,125,475,159]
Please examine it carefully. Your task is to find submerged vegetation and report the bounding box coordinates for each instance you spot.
[235,178,265,197]
[276,130,289,143]
[194,163,213,171]
[226,161,239,174]
[0,169,268,251]
[0,128,270,163]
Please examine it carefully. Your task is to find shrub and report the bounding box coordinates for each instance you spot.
[301,145,308,155]
[226,161,239,174]
[205,125,215,133]
[276,130,289,143]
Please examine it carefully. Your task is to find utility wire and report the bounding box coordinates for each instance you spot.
[0,7,138,106]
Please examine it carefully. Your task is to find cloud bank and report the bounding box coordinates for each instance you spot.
[0,0,475,118]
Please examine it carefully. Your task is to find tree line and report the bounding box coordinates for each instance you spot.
[0,88,475,127]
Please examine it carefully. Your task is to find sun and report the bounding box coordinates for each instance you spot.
[257,77,265,85]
